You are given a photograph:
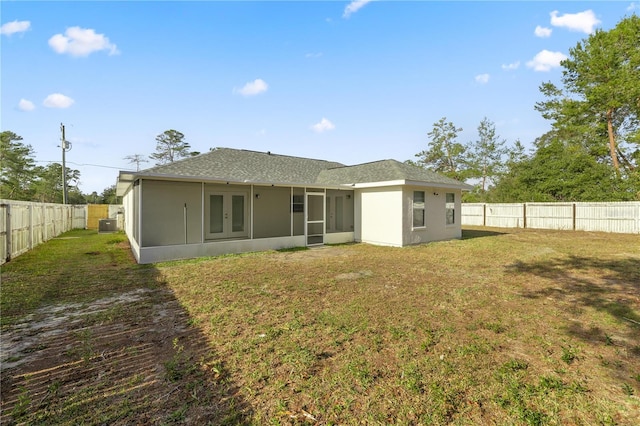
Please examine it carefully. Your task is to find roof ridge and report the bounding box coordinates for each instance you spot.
[213,147,344,164]
[326,158,396,170]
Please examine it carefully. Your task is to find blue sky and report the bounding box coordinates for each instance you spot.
[2,1,638,194]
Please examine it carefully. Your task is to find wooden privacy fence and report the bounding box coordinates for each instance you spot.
[0,201,124,264]
[462,202,640,234]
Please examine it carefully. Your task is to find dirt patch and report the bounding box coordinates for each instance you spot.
[335,270,373,280]
[0,288,244,424]
[275,245,354,262]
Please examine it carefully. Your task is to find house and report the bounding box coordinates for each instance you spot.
[116,148,472,264]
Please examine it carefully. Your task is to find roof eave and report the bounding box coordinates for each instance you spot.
[115,171,349,195]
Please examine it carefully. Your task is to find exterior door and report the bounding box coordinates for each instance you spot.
[326,195,344,233]
[206,192,248,239]
[306,193,325,245]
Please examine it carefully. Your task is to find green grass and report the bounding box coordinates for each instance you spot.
[1,227,639,424]
[0,230,156,327]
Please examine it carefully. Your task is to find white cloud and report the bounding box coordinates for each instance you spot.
[475,74,490,84]
[43,93,75,108]
[502,61,520,71]
[48,26,119,57]
[526,50,568,72]
[305,52,323,58]
[343,0,373,19]
[550,10,601,34]
[628,3,638,11]
[18,99,35,111]
[534,25,552,38]
[311,118,335,133]
[234,78,269,96]
[1,20,30,36]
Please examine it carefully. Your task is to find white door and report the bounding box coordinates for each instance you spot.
[205,192,248,239]
[306,193,325,245]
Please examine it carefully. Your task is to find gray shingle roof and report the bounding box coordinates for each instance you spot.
[123,148,471,189]
[137,148,345,185]
[318,159,470,187]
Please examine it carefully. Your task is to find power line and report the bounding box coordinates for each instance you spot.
[35,160,129,170]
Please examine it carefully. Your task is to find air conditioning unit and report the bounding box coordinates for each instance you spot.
[98,219,118,233]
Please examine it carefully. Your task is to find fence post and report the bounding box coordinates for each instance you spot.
[523,203,527,229]
[5,203,11,262]
[572,203,577,231]
[483,203,486,227]
[28,204,33,250]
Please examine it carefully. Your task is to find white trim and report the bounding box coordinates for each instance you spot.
[351,179,471,190]
[138,179,143,248]
[250,185,254,239]
[201,182,205,243]
[137,235,307,264]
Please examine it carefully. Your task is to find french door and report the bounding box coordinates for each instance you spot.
[205,192,248,239]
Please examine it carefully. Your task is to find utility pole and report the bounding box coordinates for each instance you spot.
[60,123,70,204]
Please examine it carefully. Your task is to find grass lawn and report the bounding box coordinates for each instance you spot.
[1,227,639,424]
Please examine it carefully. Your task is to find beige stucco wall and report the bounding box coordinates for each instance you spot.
[357,186,404,246]
[402,186,462,245]
[141,180,203,247]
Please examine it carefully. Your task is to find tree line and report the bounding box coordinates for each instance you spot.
[411,15,639,202]
[0,129,191,204]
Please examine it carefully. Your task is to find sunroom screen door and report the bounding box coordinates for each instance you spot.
[306,193,325,246]
[206,192,248,239]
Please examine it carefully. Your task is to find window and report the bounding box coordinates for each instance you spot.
[413,191,425,227]
[292,194,304,213]
[446,193,455,225]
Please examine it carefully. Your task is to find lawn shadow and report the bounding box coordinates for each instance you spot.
[0,232,252,424]
[462,227,507,240]
[507,255,640,353]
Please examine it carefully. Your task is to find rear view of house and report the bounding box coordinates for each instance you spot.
[116,148,471,263]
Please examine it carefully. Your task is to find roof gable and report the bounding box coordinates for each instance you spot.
[317,159,471,188]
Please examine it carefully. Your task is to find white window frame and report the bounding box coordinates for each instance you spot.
[412,190,426,229]
[446,192,455,225]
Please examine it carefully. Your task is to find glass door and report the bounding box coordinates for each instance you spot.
[206,192,248,239]
[306,192,325,245]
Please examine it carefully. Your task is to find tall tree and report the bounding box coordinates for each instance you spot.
[490,131,637,202]
[124,154,148,171]
[100,184,118,204]
[412,117,469,181]
[535,15,640,175]
[30,163,81,204]
[468,117,507,192]
[149,130,190,165]
[0,131,36,200]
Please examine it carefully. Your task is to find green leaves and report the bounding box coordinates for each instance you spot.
[150,129,191,165]
[537,15,640,175]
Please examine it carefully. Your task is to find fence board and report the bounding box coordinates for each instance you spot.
[0,201,122,264]
[87,204,109,230]
[462,202,640,234]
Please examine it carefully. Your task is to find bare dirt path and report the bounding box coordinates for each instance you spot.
[1,286,245,424]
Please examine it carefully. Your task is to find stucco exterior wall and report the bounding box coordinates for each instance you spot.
[141,180,203,247]
[357,186,404,246]
[402,186,462,245]
[121,184,140,262]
